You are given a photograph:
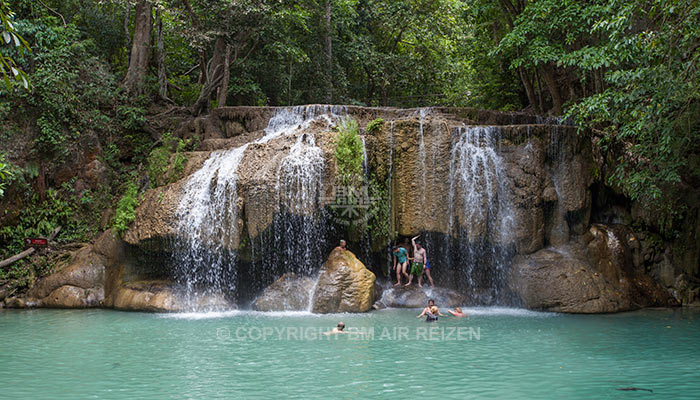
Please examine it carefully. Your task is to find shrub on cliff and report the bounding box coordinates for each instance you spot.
[334,118,364,188]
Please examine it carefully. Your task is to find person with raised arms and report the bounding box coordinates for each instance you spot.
[406,235,427,287]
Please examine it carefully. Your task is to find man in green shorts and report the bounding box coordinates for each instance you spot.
[406,235,427,287]
[392,245,409,286]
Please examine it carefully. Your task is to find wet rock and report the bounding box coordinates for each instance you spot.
[510,243,631,313]
[108,281,185,312]
[510,224,675,313]
[40,285,104,308]
[4,297,29,308]
[253,273,316,311]
[105,281,232,312]
[311,249,376,313]
[374,285,466,308]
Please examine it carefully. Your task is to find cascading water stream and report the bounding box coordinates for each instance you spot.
[359,135,373,265]
[273,133,326,276]
[171,105,345,309]
[385,120,395,276]
[417,108,430,208]
[445,126,516,304]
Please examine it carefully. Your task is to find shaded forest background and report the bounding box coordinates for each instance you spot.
[0,0,698,290]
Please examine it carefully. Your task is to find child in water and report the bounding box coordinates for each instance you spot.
[426,306,441,322]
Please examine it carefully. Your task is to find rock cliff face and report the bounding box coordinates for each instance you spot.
[4,105,690,313]
[124,107,586,256]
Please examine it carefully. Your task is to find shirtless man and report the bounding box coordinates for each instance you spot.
[406,235,427,287]
[392,245,409,286]
[335,239,347,251]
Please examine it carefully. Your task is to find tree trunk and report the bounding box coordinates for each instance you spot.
[156,7,168,101]
[324,0,333,104]
[540,64,563,115]
[217,45,231,108]
[288,58,293,105]
[518,66,538,113]
[535,69,544,113]
[124,2,131,65]
[123,0,152,95]
[191,36,227,115]
[181,0,208,85]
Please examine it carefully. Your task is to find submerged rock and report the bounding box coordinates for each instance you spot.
[311,249,376,313]
[107,281,184,312]
[252,273,316,311]
[40,285,104,308]
[105,281,232,312]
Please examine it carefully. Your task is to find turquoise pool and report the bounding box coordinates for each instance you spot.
[1,307,699,399]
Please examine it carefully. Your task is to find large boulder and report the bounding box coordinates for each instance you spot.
[509,224,675,313]
[252,273,316,311]
[311,249,376,313]
[25,245,106,308]
[374,285,466,308]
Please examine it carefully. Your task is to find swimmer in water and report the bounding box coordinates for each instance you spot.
[324,321,346,335]
[448,307,467,318]
[425,306,441,322]
[417,302,444,321]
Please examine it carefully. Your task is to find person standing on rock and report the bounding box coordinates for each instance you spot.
[406,235,427,287]
[335,239,347,251]
[392,245,409,286]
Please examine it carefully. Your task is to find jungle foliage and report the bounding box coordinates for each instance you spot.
[0,0,698,261]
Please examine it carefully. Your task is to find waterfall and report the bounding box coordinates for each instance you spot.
[446,126,516,304]
[261,104,346,143]
[171,105,345,308]
[172,144,249,306]
[417,108,429,208]
[272,133,326,276]
[360,135,369,177]
[386,120,395,276]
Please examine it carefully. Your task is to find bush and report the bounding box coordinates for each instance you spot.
[0,153,13,198]
[366,118,384,135]
[334,118,364,187]
[112,181,140,237]
[147,132,191,188]
[0,189,85,258]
